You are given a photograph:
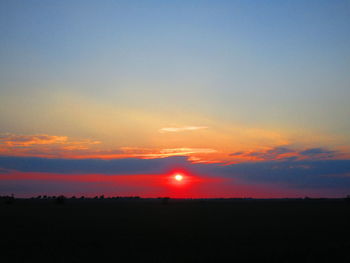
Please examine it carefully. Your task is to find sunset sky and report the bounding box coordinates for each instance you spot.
[1,0,350,198]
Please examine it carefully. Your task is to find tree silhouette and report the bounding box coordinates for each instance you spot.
[55,195,66,205]
[162,197,170,205]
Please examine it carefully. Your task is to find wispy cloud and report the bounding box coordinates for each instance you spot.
[300,148,337,158]
[120,147,217,159]
[159,126,208,133]
[156,148,217,157]
[229,146,342,162]
[0,133,101,157]
[0,134,68,147]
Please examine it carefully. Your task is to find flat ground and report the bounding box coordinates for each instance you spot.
[1,198,350,263]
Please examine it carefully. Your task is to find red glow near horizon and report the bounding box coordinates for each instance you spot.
[157,169,215,198]
[1,168,343,199]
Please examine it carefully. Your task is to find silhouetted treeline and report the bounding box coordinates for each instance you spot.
[2,195,350,205]
[0,194,15,204]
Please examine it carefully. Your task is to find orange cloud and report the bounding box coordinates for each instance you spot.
[0,134,68,147]
[0,132,347,165]
[159,126,208,133]
[120,147,217,159]
[0,133,100,158]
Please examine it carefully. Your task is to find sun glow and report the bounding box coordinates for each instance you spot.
[174,174,183,181]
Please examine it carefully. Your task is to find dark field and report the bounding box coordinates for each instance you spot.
[1,198,350,263]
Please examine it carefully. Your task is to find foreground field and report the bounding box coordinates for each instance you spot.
[1,198,350,263]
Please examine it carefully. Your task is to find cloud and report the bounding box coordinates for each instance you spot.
[229,146,341,162]
[159,147,216,155]
[244,147,296,160]
[229,147,297,162]
[0,134,346,166]
[0,134,68,147]
[0,133,101,158]
[300,148,337,158]
[120,147,217,159]
[159,126,208,133]
[266,147,295,155]
[229,152,242,156]
[0,133,217,161]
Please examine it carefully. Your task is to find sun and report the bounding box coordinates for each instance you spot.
[174,174,183,181]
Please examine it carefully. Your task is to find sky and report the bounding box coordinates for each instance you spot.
[1,0,350,198]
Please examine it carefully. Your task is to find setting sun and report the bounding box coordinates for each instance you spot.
[174,174,183,181]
